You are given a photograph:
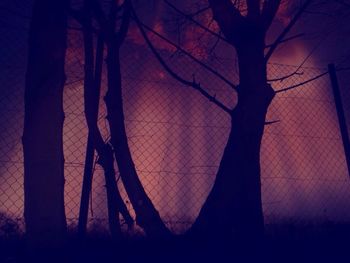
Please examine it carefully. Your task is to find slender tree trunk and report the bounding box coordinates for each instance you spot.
[22,0,69,249]
[83,26,122,238]
[105,40,171,238]
[81,9,133,238]
[189,43,274,241]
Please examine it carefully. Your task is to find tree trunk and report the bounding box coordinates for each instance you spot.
[22,0,69,249]
[81,10,133,238]
[189,43,274,241]
[82,27,123,237]
[105,41,171,238]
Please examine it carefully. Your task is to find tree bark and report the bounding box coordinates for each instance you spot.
[22,0,69,249]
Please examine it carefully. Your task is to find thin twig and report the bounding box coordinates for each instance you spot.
[265,33,305,48]
[188,5,211,17]
[268,71,304,82]
[275,71,328,93]
[265,120,281,125]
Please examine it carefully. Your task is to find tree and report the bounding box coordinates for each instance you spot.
[103,0,171,238]
[191,0,318,241]
[22,0,69,249]
[190,0,280,241]
[77,0,133,239]
[72,0,171,238]
[133,0,315,241]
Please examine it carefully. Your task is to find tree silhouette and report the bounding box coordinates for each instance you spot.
[132,0,315,241]
[103,0,171,238]
[22,0,69,249]
[75,0,134,239]
[72,0,171,238]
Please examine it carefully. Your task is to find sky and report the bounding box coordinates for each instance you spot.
[0,0,350,232]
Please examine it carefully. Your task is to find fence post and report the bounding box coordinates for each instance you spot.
[78,135,95,236]
[328,63,350,178]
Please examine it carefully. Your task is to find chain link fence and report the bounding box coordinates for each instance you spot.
[1,3,350,237]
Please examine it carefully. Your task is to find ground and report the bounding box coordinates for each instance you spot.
[1,224,350,262]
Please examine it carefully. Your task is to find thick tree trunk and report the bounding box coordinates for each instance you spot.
[22,0,69,249]
[105,41,171,238]
[189,44,274,241]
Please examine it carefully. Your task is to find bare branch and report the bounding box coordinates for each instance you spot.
[265,33,305,48]
[131,5,232,115]
[208,0,244,42]
[188,5,211,17]
[135,18,237,90]
[209,32,222,54]
[265,0,314,62]
[275,71,328,93]
[268,71,304,82]
[164,0,231,46]
[265,120,280,125]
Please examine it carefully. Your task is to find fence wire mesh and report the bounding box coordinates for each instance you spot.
[0,5,350,237]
